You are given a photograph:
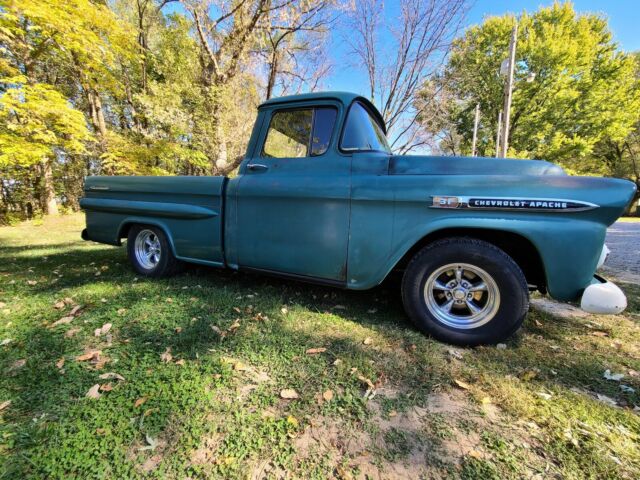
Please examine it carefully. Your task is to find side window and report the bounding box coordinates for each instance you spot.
[340,102,391,153]
[263,109,312,158]
[262,107,337,158]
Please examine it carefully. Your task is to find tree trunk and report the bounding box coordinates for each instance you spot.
[266,50,279,100]
[42,159,59,216]
[205,86,228,173]
[88,90,108,139]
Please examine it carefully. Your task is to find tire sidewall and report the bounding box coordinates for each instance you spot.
[127,225,173,277]
[402,239,528,345]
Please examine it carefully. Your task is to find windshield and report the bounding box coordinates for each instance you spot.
[340,102,391,153]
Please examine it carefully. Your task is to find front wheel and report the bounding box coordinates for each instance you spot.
[127,225,182,277]
[401,238,529,346]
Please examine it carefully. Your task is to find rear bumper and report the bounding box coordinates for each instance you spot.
[580,275,627,315]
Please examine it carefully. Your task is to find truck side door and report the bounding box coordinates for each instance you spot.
[235,101,350,283]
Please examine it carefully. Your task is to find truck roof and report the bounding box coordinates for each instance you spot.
[259,91,386,133]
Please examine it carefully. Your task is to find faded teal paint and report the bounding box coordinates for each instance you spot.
[82,176,226,264]
[81,91,638,303]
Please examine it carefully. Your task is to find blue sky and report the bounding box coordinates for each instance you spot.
[326,0,640,93]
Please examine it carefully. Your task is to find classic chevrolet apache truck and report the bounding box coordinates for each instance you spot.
[80,91,637,345]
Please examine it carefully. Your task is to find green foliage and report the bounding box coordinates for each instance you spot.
[0,81,91,167]
[425,2,640,175]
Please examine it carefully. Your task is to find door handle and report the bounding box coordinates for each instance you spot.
[247,163,268,172]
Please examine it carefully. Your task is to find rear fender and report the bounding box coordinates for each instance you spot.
[117,217,178,258]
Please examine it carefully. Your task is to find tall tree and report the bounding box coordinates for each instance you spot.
[422,2,640,172]
[260,1,334,100]
[0,0,134,214]
[346,0,468,153]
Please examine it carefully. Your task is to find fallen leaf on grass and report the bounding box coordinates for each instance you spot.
[27,280,37,286]
[135,397,148,407]
[139,434,158,452]
[454,379,471,390]
[363,337,373,345]
[468,450,483,459]
[1,338,12,346]
[54,300,65,310]
[520,370,538,381]
[388,410,397,417]
[86,384,101,399]
[98,372,125,381]
[233,361,248,371]
[536,391,552,400]
[496,343,507,350]
[0,400,11,411]
[447,348,463,360]
[280,307,288,314]
[8,359,26,371]
[94,323,112,337]
[64,328,81,338]
[174,327,182,334]
[175,359,186,366]
[603,369,624,381]
[117,308,126,316]
[56,358,65,369]
[280,389,299,399]
[76,350,102,362]
[322,389,334,402]
[590,331,609,337]
[620,385,635,393]
[480,396,492,405]
[69,305,82,316]
[596,393,617,407]
[357,375,375,389]
[228,320,241,332]
[100,383,113,392]
[306,347,326,355]
[160,347,172,363]
[50,316,74,328]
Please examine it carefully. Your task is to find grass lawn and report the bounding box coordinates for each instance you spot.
[1,214,639,479]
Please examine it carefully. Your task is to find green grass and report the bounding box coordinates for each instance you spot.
[0,214,639,479]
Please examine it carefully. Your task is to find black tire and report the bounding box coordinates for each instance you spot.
[401,237,529,346]
[126,225,183,277]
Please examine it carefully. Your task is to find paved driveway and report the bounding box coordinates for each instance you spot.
[603,221,640,282]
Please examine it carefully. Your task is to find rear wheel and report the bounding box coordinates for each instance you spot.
[401,238,529,346]
[127,225,182,277]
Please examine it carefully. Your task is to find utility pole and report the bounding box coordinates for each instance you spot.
[495,111,502,157]
[471,103,480,157]
[500,23,518,158]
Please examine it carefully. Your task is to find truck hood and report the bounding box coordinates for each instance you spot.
[389,155,566,176]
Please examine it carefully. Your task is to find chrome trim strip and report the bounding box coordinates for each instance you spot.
[430,195,598,212]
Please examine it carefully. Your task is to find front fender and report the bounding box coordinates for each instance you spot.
[348,214,605,302]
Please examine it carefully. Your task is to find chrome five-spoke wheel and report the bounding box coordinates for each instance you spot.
[134,229,162,270]
[424,263,500,329]
[402,238,529,345]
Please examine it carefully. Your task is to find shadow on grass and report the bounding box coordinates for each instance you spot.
[1,242,456,477]
[2,241,638,478]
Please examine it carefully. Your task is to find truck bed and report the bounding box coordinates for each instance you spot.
[80,176,227,266]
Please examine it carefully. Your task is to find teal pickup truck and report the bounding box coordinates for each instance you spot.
[80,91,636,345]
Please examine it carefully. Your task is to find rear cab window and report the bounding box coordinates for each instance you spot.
[262,107,338,158]
[340,101,390,153]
